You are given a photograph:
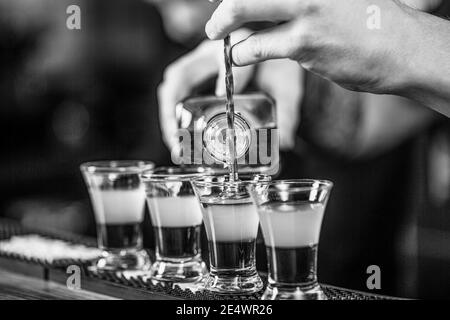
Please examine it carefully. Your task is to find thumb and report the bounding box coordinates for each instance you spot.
[232,23,296,66]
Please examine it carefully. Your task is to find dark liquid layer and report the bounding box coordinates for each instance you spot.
[267,245,318,285]
[209,240,256,270]
[154,225,201,259]
[97,223,142,250]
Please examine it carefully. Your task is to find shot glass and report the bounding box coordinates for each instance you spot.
[191,174,270,294]
[80,160,154,271]
[248,179,333,300]
[140,167,208,282]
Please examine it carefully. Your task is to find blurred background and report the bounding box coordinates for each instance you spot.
[0,0,449,299]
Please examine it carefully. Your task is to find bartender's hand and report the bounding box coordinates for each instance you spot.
[158,29,303,152]
[158,29,253,151]
[205,0,450,116]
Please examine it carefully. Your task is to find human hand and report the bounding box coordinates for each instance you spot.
[256,60,303,150]
[158,29,304,152]
[157,29,255,151]
[204,0,424,95]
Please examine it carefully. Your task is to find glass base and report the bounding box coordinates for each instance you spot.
[90,248,151,272]
[204,268,263,294]
[150,257,207,283]
[262,283,327,300]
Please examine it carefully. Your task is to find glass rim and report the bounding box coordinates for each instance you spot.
[248,179,333,192]
[80,160,155,174]
[140,166,213,182]
[191,174,271,188]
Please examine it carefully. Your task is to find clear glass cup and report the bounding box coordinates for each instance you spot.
[191,174,270,294]
[248,179,333,300]
[80,160,154,272]
[140,167,208,282]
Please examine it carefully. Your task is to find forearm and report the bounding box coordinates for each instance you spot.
[396,8,450,116]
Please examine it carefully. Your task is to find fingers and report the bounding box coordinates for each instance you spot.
[231,23,297,66]
[215,64,255,96]
[215,28,256,96]
[205,0,298,39]
[158,42,219,150]
[256,59,304,150]
[157,85,179,152]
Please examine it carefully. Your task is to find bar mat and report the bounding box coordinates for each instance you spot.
[87,269,392,300]
[0,219,398,300]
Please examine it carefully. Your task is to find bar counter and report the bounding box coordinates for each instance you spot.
[0,219,401,300]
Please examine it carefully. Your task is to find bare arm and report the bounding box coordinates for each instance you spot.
[399,7,450,116]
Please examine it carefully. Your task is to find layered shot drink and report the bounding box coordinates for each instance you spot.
[141,167,208,282]
[94,188,146,249]
[80,160,154,271]
[202,199,259,273]
[248,180,333,300]
[192,175,270,294]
